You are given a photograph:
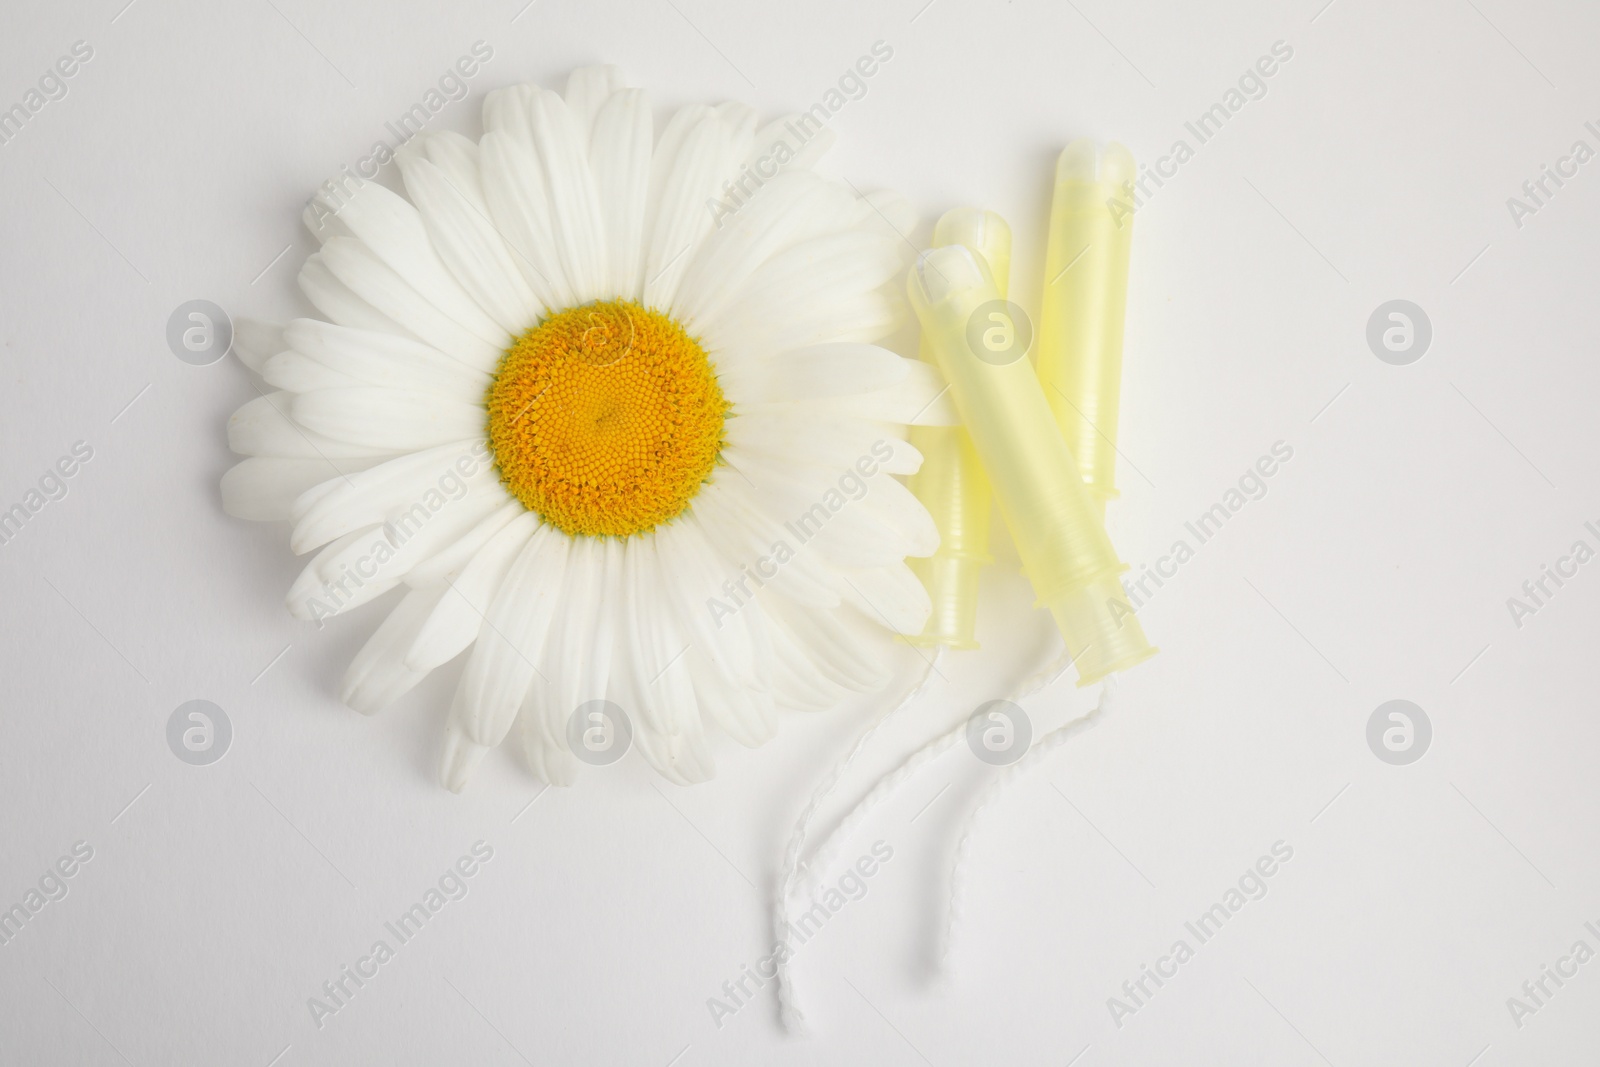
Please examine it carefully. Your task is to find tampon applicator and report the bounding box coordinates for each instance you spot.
[1035,139,1137,515]
[906,208,1010,649]
[907,244,1155,685]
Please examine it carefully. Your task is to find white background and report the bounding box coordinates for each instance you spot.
[2,0,1598,1063]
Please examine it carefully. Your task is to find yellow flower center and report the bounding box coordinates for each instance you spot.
[486,300,728,538]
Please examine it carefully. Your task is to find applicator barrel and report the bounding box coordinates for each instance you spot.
[907,208,1009,649]
[907,245,1155,685]
[1036,139,1137,513]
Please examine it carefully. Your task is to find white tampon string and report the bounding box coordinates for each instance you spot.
[777,630,1074,1031]
[774,645,946,1034]
[798,633,1072,903]
[940,673,1119,970]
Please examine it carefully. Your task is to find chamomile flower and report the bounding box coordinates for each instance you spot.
[221,66,954,790]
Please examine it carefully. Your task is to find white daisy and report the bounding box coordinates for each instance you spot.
[221,65,955,790]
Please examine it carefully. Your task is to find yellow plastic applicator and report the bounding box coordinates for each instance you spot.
[907,244,1156,685]
[906,208,1010,650]
[1036,139,1137,515]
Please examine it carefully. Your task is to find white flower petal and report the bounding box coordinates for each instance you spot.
[703,286,898,353]
[833,562,931,639]
[528,88,609,303]
[221,457,369,521]
[718,448,930,567]
[564,65,625,141]
[734,230,903,318]
[656,521,777,746]
[722,411,899,473]
[759,598,848,710]
[417,131,489,213]
[292,387,486,452]
[614,537,713,784]
[643,110,730,308]
[480,131,575,309]
[405,511,538,672]
[227,392,395,459]
[656,519,757,690]
[536,536,625,783]
[646,105,713,209]
[284,318,493,392]
[514,682,580,787]
[453,525,571,748]
[341,586,446,714]
[588,88,652,300]
[856,187,919,241]
[286,492,502,620]
[783,447,938,557]
[690,481,840,607]
[686,648,776,746]
[320,237,506,369]
[715,343,909,406]
[698,231,902,346]
[305,180,507,346]
[399,153,544,334]
[483,84,535,145]
[283,527,373,615]
[715,106,757,202]
[288,440,491,554]
[404,500,524,588]
[848,475,939,556]
[518,536,609,785]
[232,318,284,375]
[440,714,492,794]
[749,114,836,170]
[299,253,415,339]
[674,172,857,329]
[765,597,889,692]
[829,359,959,425]
[715,101,758,146]
[261,351,361,393]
